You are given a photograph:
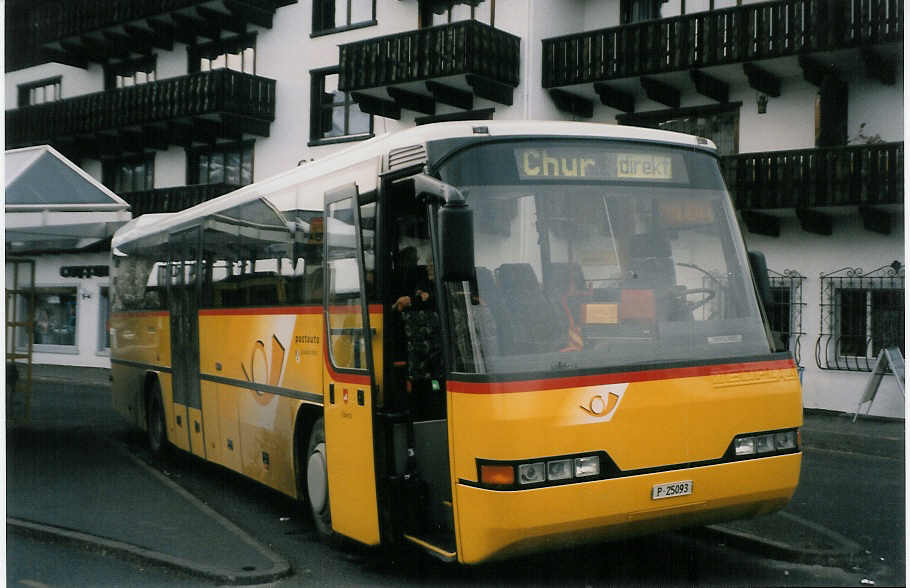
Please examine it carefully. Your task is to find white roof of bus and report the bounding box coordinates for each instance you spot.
[112,120,715,249]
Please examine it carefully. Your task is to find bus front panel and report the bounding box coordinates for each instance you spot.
[447,361,801,563]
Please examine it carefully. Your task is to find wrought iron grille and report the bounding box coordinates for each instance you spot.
[816,261,904,371]
[767,269,806,365]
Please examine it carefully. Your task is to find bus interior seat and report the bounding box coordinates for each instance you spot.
[495,263,562,354]
[626,232,676,288]
[471,267,502,356]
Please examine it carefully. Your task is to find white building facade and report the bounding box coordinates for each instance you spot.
[6,0,903,416]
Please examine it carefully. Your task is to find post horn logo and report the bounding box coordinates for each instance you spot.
[579,384,628,421]
[241,335,286,405]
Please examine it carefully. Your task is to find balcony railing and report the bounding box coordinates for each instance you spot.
[31,0,288,44]
[720,142,903,210]
[121,183,242,216]
[542,0,902,88]
[6,69,276,150]
[339,20,520,92]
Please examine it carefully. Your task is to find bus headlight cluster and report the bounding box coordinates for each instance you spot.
[480,454,602,489]
[733,429,799,457]
[517,456,600,485]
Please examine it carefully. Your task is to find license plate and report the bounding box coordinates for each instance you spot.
[651,480,693,500]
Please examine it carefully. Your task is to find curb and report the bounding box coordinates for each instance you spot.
[701,511,864,566]
[7,517,289,585]
[8,435,293,586]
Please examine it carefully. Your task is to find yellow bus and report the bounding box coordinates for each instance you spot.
[110,121,802,564]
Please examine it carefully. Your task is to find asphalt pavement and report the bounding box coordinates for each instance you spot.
[5,364,905,582]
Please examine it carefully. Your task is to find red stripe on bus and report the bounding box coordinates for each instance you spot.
[199,306,322,316]
[447,358,795,395]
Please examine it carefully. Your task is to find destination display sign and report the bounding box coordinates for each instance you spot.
[515,147,687,183]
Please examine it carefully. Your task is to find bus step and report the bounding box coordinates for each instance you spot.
[403,532,456,563]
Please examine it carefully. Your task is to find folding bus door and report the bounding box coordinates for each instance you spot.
[168,227,205,458]
[322,183,381,545]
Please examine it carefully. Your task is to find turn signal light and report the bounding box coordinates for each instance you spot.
[480,464,515,486]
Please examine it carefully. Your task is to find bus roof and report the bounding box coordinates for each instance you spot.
[112,120,716,250]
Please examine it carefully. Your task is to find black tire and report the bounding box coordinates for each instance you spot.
[147,382,168,457]
[305,417,333,538]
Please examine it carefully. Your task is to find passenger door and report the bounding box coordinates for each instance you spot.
[322,183,380,545]
[167,227,204,457]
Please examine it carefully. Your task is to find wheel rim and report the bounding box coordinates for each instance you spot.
[307,442,328,514]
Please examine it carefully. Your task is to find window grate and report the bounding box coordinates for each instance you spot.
[767,269,806,366]
[816,261,904,371]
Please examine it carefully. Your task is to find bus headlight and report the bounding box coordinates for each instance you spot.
[734,437,756,456]
[546,459,573,481]
[574,456,600,477]
[518,463,546,485]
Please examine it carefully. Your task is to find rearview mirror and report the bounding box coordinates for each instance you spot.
[748,250,772,310]
[411,174,475,282]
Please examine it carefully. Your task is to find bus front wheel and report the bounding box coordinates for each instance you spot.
[147,382,167,457]
[306,418,333,538]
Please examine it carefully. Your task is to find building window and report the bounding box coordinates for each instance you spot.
[105,56,157,90]
[425,1,488,27]
[621,0,741,23]
[188,142,254,186]
[309,67,372,145]
[19,287,78,349]
[817,262,904,371]
[189,34,256,74]
[618,104,740,156]
[18,77,61,107]
[313,0,376,35]
[103,155,155,193]
[766,269,806,365]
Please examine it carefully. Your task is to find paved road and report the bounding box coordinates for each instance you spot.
[7,376,904,586]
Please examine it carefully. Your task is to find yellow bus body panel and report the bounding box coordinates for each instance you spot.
[110,311,169,428]
[449,364,802,563]
[197,309,325,498]
[455,454,800,563]
[323,309,383,546]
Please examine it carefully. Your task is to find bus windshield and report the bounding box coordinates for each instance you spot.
[436,139,771,376]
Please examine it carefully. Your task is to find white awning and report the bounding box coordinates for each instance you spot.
[5,145,132,253]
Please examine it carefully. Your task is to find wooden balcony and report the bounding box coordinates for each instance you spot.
[542,0,902,89]
[338,20,520,121]
[121,183,241,216]
[721,142,903,235]
[7,0,296,70]
[6,69,276,157]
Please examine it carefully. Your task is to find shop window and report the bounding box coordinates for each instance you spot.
[98,287,111,351]
[309,67,372,145]
[105,56,157,90]
[313,0,375,35]
[188,142,254,186]
[766,269,806,365]
[817,262,904,371]
[103,155,155,193]
[20,287,78,349]
[18,77,61,107]
[190,34,256,74]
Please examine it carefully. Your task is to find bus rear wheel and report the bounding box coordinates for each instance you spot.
[147,382,167,457]
[306,418,333,538]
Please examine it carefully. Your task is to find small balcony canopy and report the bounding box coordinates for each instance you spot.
[5,145,131,253]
